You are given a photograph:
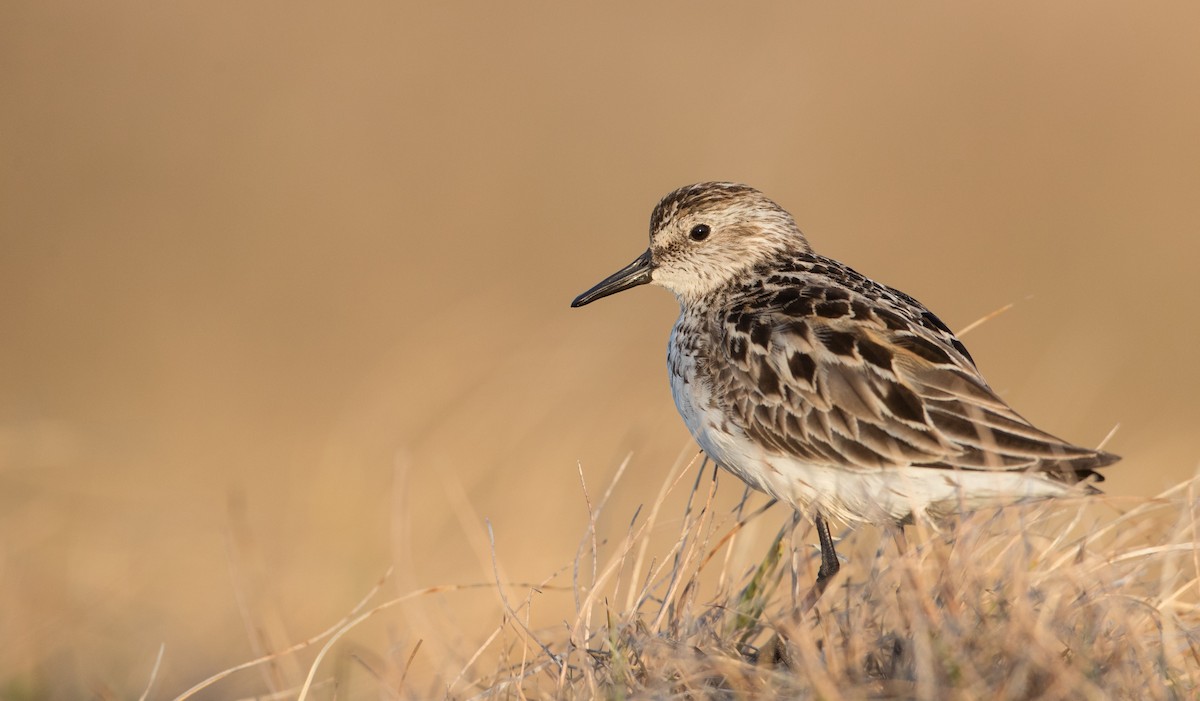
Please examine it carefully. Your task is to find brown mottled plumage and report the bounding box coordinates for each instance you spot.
[573,182,1118,584]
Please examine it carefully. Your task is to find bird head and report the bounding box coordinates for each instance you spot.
[572,182,809,307]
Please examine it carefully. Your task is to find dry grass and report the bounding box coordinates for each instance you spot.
[178,455,1200,700]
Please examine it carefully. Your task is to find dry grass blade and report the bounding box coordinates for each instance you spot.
[484,520,561,672]
[955,301,1016,338]
[173,567,394,701]
[224,493,304,695]
[136,643,165,701]
[176,575,567,700]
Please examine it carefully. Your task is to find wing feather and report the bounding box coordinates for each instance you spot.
[711,262,1118,480]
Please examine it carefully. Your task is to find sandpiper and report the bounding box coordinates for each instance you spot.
[572,182,1118,585]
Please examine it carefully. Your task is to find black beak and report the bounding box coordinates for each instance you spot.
[571,249,654,307]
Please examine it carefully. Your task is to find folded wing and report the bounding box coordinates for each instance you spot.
[712,268,1118,482]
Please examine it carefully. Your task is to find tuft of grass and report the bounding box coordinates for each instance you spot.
[461,457,1200,700]
[181,456,1200,700]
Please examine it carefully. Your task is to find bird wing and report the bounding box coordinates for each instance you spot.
[711,267,1117,479]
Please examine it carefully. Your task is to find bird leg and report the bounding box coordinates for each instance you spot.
[815,515,840,582]
[793,514,841,617]
[765,515,842,664]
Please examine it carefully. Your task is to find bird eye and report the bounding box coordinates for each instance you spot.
[689,224,711,242]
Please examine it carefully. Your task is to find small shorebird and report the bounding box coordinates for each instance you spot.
[572,182,1118,586]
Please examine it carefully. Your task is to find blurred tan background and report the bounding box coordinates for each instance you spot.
[2,1,1198,697]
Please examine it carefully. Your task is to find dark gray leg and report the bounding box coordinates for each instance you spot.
[815,515,840,582]
[794,515,841,616]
